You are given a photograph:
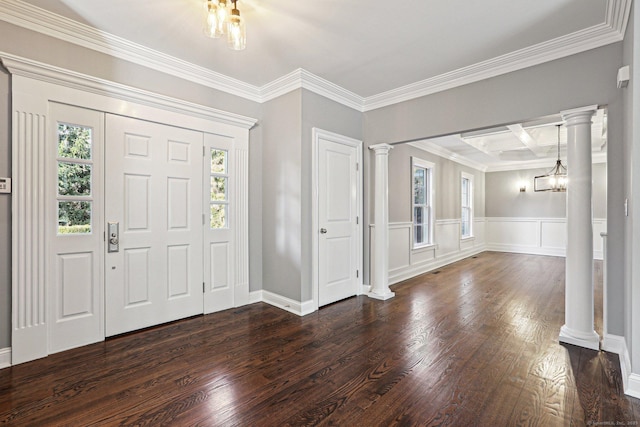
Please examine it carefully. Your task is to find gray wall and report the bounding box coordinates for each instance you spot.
[485,163,607,218]
[387,143,485,223]
[300,90,363,301]
[261,90,303,300]
[363,42,625,334]
[260,89,363,302]
[0,67,10,348]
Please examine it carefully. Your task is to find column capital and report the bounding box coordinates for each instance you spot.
[561,105,598,124]
[369,143,393,154]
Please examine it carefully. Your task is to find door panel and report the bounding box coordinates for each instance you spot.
[105,115,204,336]
[49,103,104,354]
[318,137,358,306]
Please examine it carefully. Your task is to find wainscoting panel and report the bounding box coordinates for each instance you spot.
[486,217,606,260]
[370,218,487,287]
[370,217,605,288]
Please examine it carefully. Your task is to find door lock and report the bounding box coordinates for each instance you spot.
[108,222,119,253]
[320,228,327,234]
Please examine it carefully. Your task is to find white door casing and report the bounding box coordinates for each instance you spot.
[48,103,104,353]
[313,128,363,308]
[105,114,204,336]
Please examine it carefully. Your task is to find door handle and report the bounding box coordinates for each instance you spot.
[320,228,327,234]
[108,222,119,253]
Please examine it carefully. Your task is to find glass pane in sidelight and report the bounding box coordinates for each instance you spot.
[58,201,92,234]
[58,123,92,160]
[211,149,227,174]
[58,162,92,196]
[210,203,227,229]
[211,177,227,201]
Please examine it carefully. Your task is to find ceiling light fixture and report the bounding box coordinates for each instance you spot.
[534,125,567,192]
[203,0,246,50]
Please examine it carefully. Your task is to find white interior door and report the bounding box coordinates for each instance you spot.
[105,114,204,336]
[48,103,104,353]
[203,133,235,313]
[318,133,360,306]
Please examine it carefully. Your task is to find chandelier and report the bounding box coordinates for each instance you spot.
[204,0,246,51]
[534,125,567,192]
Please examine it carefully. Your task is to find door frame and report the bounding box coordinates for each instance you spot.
[311,128,364,311]
[5,53,256,365]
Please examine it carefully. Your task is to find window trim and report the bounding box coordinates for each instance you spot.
[461,171,474,240]
[411,157,435,249]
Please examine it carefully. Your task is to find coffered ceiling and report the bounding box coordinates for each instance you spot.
[410,109,607,171]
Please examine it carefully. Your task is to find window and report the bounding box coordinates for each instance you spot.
[412,157,434,248]
[210,149,229,228]
[461,172,474,239]
[57,123,93,234]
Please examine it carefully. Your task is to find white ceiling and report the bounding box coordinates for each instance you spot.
[4,0,623,170]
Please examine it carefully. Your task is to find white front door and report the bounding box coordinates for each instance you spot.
[105,114,204,336]
[317,131,361,306]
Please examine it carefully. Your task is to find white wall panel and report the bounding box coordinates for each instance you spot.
[486,217,606,260]
[541,221,567,250]
[435,220,461,256]
[389,223,411,272]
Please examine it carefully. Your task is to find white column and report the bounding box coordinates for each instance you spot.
[369,143,395,300]
[559,105,600,351]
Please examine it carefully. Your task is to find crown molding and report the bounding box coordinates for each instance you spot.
[261,69,364,111]
[0,52,258,129]
[0,0,631,112]
[0,0,262,102]
[408,141,488,172]
[362,0,631,112]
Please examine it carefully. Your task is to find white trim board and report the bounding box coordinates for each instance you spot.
[0,0,631,112]
[0,347,10,369]
[261,290,315,317]
[601,334,640,399]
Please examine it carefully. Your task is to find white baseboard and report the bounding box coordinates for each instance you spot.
[602,334,638,397]
[487,243,565,258]
[389,245,486,286]
[248,290,263,304]
[0,347,11,369]
[627,374,640,399]
[260,290,316,316]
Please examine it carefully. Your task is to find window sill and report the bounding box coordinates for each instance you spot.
[461,236,475,242]
[412,243,437,252]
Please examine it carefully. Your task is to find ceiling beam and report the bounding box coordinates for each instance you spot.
[456,135,498,158]
[506,124,548,157]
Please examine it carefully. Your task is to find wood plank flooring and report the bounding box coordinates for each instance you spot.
[1,252,639,426]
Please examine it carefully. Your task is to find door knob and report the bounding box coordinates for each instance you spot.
[320,228,327,234]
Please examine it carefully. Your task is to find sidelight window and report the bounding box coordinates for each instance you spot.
[210,149,229,228]
[57,123,93,234]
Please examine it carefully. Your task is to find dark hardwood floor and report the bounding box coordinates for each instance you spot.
[1,252,639,426]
